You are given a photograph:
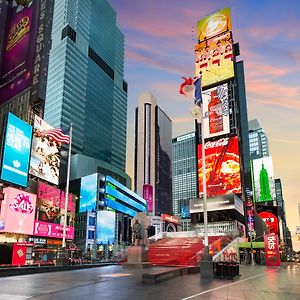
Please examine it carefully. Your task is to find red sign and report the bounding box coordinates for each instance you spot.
[198,136,241,197]
[161,214,179,224]
[264,234,280,267]
[258,211,278,234]
[12,243,33,265]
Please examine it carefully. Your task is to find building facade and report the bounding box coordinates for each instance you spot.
[172,132,197,217]
[134,92,172,216]
[44,0,127,171]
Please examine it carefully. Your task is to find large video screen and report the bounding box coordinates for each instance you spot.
[197,7,232,42]
[29,115,61,185]
[79,173,98,212]
[195,31,234,89]
[252,156,275,202]
[96,211,116,245]
[202,84,230,139]
[0,0,39,103]
[198,136,241,197]
[0,113,32,187]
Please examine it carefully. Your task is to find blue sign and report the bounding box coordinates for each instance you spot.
[79,173,97,212]
[96,211,115,244]
[1,113,32,187]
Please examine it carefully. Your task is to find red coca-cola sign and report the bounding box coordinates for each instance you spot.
[198,136,241,197]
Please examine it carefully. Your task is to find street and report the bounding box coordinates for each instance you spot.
[0,264,299,300]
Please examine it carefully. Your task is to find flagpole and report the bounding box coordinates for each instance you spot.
[62,123,72,250]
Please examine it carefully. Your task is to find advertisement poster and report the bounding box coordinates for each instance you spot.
[33,220,74,239]
[0,0,39,103]
[143,184,153,213]
[29,115,61,185]
[198,136,241,197]
[197,7,232,42]
[258,211,279,235]
[195,31,234,89]
[0,113,32,187]
[252,156,275,202]
[264,234,280,267]
[96,211,116,245]
[202,84,230,138]
[79,173,97,212]
[0,188,36,235]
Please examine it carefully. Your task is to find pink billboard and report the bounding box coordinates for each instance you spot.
[143,184,153,212]
[0,188,36,235]
[33,220,74,239]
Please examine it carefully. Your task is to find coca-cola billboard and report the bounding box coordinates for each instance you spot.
[198,136,241,197]
[202,84,230,139]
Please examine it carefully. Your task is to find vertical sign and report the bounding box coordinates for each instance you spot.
[264,234,280,267]
[143,184,153,213]
[1,113,32,187]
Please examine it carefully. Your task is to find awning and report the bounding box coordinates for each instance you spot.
[238,242,265,249]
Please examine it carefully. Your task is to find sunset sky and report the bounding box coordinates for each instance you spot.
[109,0,300,245]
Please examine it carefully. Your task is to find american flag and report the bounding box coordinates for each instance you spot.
[41,128,70,144]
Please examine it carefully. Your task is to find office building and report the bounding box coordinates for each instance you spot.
[134,92,172,216]
[248,119,269,159]
[44,0,128,172]
[172,132,197,217]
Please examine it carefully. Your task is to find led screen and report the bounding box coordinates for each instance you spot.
[202,84,230,138]
[197,7,232,42]
[79,173,97,212]
[96,211,116,244]
[29,115,61,185]
[1,113,32,187]
[195,31,234,89]
[258,211,278,235]
[181,206,190,219]
[0,188,36,235]
[252,156,275,202]
[198,136,241,197]
[0,0,39,103]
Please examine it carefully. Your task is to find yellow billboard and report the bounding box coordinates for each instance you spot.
[197,7,232,42]
[195,31,234,89]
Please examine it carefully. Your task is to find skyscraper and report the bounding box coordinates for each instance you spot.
[44,0,127,171]
[248,119,269,159]
[134,92,172,216]
[172,132,197,216]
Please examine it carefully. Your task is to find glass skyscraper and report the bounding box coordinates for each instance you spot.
[45,0,127,171]
[172,132,197,217]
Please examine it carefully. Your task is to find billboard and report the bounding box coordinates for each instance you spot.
[197,7,232,42]
[198,136,241,197]
[0,0,39,103]
[264,234,280,267]
[96,211,116,244]
[79,173,97,212]
[29,115,61,185]
[143,184,153,213]
[33,220,74,239]
[36,181,75,228]
[252,156,275,202]
[202,84,230,138]
[0,188,36,235]
[0,113,32,187]
[195,31,234,89]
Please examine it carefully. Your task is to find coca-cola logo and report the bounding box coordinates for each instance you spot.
[204,138,229,149]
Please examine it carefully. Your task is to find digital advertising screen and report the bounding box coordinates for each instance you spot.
[252,156,275,202]
[202,84,230,139]
[79,173,98,212]
[197,7,232,42]
[96,211,116,245]
[181,206,190,219]
[0,0,39,103]
[29,115,61,185]
[0,187,36,235]
[0,113,32,187]
[33,220,74,239]
[143,184,153,213]
[257,205,279,235]
[195,31,234,89]
[198,136,241,197]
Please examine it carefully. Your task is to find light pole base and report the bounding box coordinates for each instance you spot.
[56,247,69,266]
[200,246,214,280]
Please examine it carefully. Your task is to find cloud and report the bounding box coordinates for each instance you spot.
[269,137,300,144]
[172,116,194,124]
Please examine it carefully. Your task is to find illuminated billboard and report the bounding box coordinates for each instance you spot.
[0,0,39,103]
[33,220,74,239]
[29,115,61,185]
[0,188,36,235]
[202,84,230,138]
[143,184,153,213]
[79,173,97,212]
[96,211,116,244]
[197,7,232,42]
[252,156,275,202]
[198,136,241,197]
[0,113,32,187]
[258,211,278,235]
[195,31,234,89]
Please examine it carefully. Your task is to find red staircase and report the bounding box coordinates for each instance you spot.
[148,236,220,266]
